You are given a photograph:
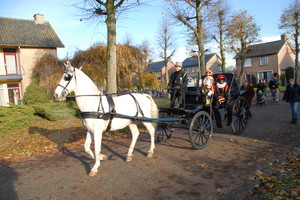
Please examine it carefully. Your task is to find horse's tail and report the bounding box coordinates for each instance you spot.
[147,95,159,128]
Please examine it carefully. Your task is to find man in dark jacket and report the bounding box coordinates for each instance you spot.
[283,78,300,124]
[167,62,188,108]
[269,73,279,103]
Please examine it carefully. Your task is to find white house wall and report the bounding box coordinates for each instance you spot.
[19,47,57,94]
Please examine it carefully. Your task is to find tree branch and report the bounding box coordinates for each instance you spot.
[177,13,197,34]
[115,0,126,9]
[95,0,106,7]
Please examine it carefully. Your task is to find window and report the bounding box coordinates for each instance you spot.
[257,71,273,82]
[184,66,198,73]
[245,58,251,67]
[7,83,20,104]
[4,53,18,74]
[0,84,6,106]
[154,71,161,80]
[217,65,222,72]
[260,56,268,66]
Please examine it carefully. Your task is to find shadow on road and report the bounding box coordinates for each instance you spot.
[0,161,19,200]
[28,126,93,175]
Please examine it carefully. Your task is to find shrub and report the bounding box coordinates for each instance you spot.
[32,102,78,121]
[0,104,34,131]
[280,74,286,86]
[23,75,52,105]
[251,75,257,87]
[285,67,294,83]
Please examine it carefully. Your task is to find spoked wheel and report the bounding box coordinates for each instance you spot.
[188,111,213,150]
[155,124,173,143]
[231,96,250,134]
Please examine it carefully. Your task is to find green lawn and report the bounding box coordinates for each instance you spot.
[154,98,170,107]
[255,86,286,92]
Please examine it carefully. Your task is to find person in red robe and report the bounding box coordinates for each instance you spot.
[240,79,255,107]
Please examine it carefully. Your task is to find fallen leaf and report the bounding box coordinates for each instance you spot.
[246,191,253,197]
[275,189,287,196]
[265,183,274,189]
[217,188,224,195]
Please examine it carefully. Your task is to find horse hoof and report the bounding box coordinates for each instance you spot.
[89,170,98,177]
[147,152,154,158]
[100,154,107,161]
[126,156,133,162]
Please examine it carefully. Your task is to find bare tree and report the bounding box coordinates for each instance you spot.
[139,40,153,70]
[78,0,140,93]
[211,0,231,73]
[123,32,135,46]
[227,10,260,85]
[279,0,300,82]
[166,0,217,76]
[157,18,175,84]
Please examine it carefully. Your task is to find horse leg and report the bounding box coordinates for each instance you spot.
[84,131,107,160]
[143,122,156,158]
[89,129,103,177]
[84,131,94,159]
[126,124,140,162]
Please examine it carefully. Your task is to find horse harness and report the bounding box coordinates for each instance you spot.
[80,93,145,132]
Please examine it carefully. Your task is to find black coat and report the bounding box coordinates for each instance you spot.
[168,69,188,89]
[269,79,279,89]
[283,83,300,102]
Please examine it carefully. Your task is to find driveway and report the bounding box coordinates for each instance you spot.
[0,94,299,200]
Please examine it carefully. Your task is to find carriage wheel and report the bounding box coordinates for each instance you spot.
[155,126,165,143]
[231,96,250,135]
[188,111,213,150]
[155,124,173,143]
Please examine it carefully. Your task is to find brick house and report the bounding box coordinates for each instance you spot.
[146,60,175,82]
[182,53,222,85]
[235,35,295,83]
[0,14,64,106]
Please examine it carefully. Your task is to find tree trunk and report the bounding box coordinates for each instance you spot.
[219,20,226,73]
[295,24,299,83]
[105,0,117,93]
[196,1,206,76]
[164,41,169,85]
[239,41,246,86]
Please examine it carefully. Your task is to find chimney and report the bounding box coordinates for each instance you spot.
[34,14,44,24]
[281,34,287,41]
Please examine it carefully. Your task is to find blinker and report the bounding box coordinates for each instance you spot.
[64,73,72,81]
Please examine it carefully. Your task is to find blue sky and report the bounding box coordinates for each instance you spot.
[0,0,294,66]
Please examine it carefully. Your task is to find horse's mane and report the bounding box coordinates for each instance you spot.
[76,68,101,95]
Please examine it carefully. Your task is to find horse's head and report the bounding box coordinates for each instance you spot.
[54,61,77,101]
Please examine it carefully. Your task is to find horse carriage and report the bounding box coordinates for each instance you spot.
[54,62,250,176]
[156,73,251,150]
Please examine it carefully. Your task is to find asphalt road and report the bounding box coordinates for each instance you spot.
[1,94,299,200]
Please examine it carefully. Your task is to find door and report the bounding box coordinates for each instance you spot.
[4,53,18,75]
[7,83,20,104]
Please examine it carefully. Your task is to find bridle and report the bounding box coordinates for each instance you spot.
[57,68,76,99]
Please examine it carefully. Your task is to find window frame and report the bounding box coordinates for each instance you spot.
[244,58,252,68]
[4,53,18,75]
[260,56,269,66]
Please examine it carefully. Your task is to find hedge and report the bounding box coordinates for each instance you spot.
[0,104,35,132]
[31,102,78,121]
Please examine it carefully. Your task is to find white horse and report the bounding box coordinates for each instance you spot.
[54,62,158,177]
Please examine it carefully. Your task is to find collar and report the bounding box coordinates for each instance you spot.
[217,82,227,88]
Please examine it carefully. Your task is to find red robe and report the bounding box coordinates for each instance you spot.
[240,85,255,107]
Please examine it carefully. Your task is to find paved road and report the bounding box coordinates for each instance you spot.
[1,94,299,200]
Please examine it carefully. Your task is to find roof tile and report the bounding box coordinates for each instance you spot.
[0,17,64,48]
